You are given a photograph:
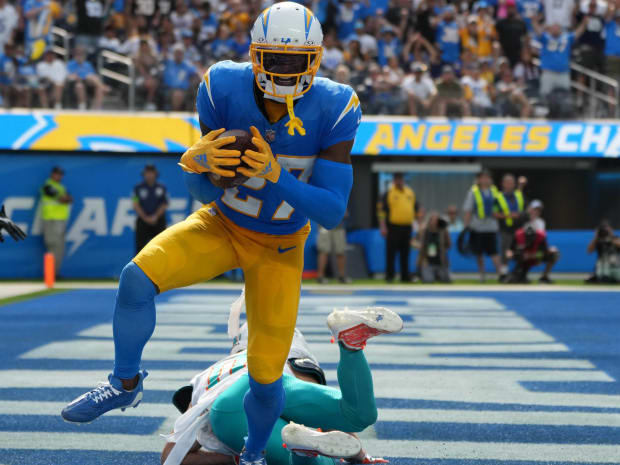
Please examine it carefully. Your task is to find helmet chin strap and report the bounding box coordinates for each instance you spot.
[260,75,307,136]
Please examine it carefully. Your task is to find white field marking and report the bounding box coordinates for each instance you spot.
[4,401,619,428]
[0,283,46,300]
[0,400,178,418]
[357,439,620,462]
[377,408,620,427]
[20,340,593,370]
[0,370,201,389]
[2,432,620,463]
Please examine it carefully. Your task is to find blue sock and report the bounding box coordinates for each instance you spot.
[112,262,157,379]
[243,375,285,455]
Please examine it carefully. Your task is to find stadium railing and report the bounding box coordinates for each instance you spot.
[97,50,136,111]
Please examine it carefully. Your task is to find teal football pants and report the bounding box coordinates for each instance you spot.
[210,343,378,465]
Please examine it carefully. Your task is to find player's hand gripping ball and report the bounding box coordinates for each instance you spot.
[237,126,282,183]
[178,128,253,189]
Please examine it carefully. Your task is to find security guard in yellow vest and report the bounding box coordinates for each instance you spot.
[40,166,72,275]
[493,173,527,277]
[377,173,418,282]
[462,169,502,282]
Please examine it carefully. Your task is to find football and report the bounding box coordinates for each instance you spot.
[207,129,255,189]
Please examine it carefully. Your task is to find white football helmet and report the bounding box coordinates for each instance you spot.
[250,1,323,102]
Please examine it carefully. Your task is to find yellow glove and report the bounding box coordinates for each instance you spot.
[238,126,282,183]
[178,128,240,177]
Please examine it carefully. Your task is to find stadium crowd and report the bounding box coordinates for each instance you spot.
[1,0,620,113]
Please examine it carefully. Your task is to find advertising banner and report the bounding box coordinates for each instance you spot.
[1,112,617,157]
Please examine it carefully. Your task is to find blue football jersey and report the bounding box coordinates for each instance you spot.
[196,60,361,235]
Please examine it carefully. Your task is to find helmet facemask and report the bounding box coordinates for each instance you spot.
[251,45,322,102]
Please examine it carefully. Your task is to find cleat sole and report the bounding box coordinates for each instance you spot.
[282,423,361,458]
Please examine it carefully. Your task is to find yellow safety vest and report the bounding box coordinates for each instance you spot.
[495,190,524,227]
[471,184,498,219]
[40,178,70,221]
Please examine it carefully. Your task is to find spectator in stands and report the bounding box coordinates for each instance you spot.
[14,46,38,108]
[76,0,105,54]
[231,29,250,61]
[418,212,451,283]
[576,0,605,74]
[198,1,218,42]
[517,0,543,32]
[495,0,528,67]
[434,65,469,117]
[604,7,620,112]
[401,31,437,71]
[0,0,18,53]
[120,23,158,57]
[336,0,363,41]
[171,0,197,33]
[354,20,378,58]
[460,14,497,60]
[377,173,418,283]
[526,199,546,231]
[163,43,198,111]
[462,62,495,116]
[463,169,502,282]
[494,173,527,280]
[0,41,15,107]
[446,205,464,233]
[133,163,168,254]
[98,24,122,53]
[316,221,351,284]
[586,220,620,283]
[180,29,202,67]
[533,16,587,97]
[334,63,352,85]
[507,224,559,283]
[542,0,575,28]
[321,32,345,73]
[40,166,72,277]
[342,37,368,86]
[67,46,108,110]
[495,66,532,117]
[434,5,461,67]
[134,39,160,111]
[219,0,252,32]
[210,24,235,60]
[36,49,67,109]
[402,61,437,116]
[377,25,401,67]
[514,46,541,97]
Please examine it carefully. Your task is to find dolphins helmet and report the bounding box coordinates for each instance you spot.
[250,2,323,104]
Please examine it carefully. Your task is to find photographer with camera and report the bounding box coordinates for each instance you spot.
[586,220,620,283]
[416,211,451,283]
[506,224,559,284]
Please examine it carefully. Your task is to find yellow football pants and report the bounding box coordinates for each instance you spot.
[133,204,310,383]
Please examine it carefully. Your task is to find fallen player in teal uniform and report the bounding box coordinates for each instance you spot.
[161,303,403,465]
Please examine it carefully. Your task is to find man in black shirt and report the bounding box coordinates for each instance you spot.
[133,164,168,253]
[496,0,528,67]
[576,0,605,72]
[75,0,105,53]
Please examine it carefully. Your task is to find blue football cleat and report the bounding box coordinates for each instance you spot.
[239,447,267,465]
[61,370,148,423]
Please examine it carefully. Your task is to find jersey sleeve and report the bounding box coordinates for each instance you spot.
[323,86,362,149]
[196,65,224,130]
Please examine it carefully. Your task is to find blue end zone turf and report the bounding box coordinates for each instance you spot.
[0,288,619,464]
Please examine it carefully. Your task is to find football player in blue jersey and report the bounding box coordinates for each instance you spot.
[61,3,361,465]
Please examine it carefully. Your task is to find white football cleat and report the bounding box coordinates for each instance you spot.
[327,307,403,350]
[282,422,362,458]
